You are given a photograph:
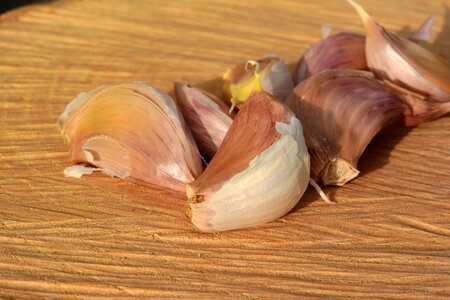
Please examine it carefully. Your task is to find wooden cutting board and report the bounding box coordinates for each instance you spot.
[1,0,449,298]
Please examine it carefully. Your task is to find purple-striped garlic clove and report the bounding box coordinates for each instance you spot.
[186,92,310,232]
[347,0,450,124]
[58,82,203,194]
[286,69,404,186]
[294,32,367,85]
[222,55,293,111]
[174,82,234,158]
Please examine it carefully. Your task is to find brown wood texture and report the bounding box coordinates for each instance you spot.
[1,0,450,298]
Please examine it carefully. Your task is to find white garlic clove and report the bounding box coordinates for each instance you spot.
[58,82,203,194]
[186,92,310,232]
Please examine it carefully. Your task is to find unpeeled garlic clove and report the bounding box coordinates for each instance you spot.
[222,55,293,111]
[286,69,404,186]
[58,82,203,193]
[174,82,234,158]
[294,32,367,84]
[186,92,310,232]
[347,0,450,122]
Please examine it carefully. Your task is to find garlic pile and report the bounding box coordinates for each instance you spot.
[59,1,449,232]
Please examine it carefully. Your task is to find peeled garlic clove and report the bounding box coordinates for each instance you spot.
[58,82,203,193]
[174,82,234,158]
[348,0,450,104]
[223,55,293,111]
[286,69,404,186]
[187,92,310,232]
[409,16,434,43]
[294,32,367,84]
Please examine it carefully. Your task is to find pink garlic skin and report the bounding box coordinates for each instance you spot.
[294,32,367,84]
[366,27,450,102]
[286,70,404,186]
[174,83,233,158]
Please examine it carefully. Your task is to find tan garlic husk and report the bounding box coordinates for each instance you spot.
[347,0,450,124]
[286,69,404,186]
[186,92,310,232]
[58,82,203,193]
[174,82,234,158]
[294,32,367,84]
[222,55,293,111]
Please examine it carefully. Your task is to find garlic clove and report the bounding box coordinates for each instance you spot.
[58,82,203,193]
[286,69,404,186]
[347,0,450,108]
[294,32,367,84]
[223,55,293,111]
[187,92,310,232]
[174,82,234,158]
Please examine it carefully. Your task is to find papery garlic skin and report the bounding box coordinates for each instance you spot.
[286,69,404,186]
[294,32,367,84]
[409,16,434,43]
[348,0,450,122]
[187,93,310,232]
[58,82,202,193]
[64,165,102,178]
[174,83,233,158]
[223,55,293,110]
[260,58,294,102]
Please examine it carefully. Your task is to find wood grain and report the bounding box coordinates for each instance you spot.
[1,0,450,298]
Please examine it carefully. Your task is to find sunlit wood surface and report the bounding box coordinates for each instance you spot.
[1,0,449,298]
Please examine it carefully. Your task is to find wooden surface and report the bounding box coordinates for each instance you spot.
[1,0,450,298]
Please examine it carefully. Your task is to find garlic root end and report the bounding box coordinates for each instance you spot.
[321,158,360,186]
